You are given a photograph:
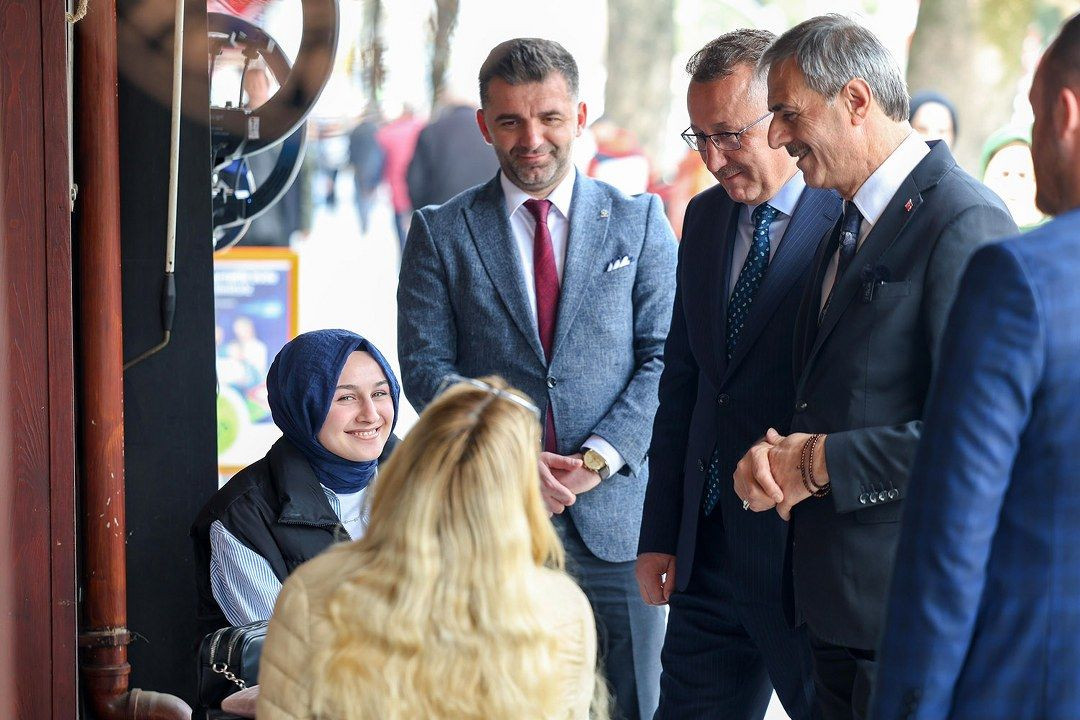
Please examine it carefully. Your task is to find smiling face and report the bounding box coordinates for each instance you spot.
[687,63,798,205]
[766,58,861,198]
[476,73,586,198]
[316,351,394,462]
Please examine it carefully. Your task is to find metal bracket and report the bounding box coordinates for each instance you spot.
[78,627,133,648]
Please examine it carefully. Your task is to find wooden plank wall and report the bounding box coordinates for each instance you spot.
[0,0,78,714]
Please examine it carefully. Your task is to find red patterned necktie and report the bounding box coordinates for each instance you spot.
[524,198,560,452]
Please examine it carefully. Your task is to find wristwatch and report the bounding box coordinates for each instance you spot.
[582,448,610,480]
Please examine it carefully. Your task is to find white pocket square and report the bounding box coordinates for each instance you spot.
[605,255,633,272]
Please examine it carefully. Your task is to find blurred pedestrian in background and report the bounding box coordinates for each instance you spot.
[349,107,386,235]
[407,93,498,211]
[909,90,959,147]
[980,125,1046,229]
[376,105,425,249]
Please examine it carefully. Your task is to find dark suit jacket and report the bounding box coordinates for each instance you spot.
[406,105,499,209]
[872,209,1080,719]
[785,140,1017,650]
[639,181,841,599]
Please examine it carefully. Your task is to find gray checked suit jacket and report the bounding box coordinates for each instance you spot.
[397,171,678,562]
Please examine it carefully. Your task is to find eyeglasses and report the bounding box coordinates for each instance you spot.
[435,374,542,420]
[681,112,771,153]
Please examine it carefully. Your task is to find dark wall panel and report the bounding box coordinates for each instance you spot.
[117,0,216,703]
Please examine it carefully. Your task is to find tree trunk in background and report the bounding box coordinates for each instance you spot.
[361,0,384,110]
[604,0,676,165]
[429,0,460,113]
[907,0,1034,171]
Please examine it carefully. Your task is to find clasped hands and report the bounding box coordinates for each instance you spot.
[538,451,602,515]
[733,428,828,521]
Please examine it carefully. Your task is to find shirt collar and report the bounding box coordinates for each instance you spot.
[501,167,577,221]
[744,170,806,223]
[851,131,930,229]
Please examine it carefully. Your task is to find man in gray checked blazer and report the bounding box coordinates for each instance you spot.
[397,38,677,720]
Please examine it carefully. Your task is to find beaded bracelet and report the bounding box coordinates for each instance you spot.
[800,434,830,497]
[798,434,816,495]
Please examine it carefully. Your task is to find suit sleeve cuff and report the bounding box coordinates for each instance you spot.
[582,435,626,477]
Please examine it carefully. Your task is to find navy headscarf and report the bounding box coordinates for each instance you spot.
[266,329,400,494]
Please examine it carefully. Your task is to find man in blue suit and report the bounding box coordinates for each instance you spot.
[636,30,840,720]
[397,38,677,720]
[871,14,1080,720]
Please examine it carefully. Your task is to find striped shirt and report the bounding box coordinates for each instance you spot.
[208,481,373,626]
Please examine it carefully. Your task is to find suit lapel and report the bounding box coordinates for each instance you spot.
[463,177,547,365]
[711,206,739,382]
[797,220,841,373]
[723,188,841,381]
[806,175,925,370]
[551,176,611,357]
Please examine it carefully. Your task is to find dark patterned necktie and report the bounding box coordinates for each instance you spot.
[725,202,779,361]
[524,198,560,452]
[820,202,863,323]
[703,202,779,515]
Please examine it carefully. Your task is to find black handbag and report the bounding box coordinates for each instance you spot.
[194,620,268,720]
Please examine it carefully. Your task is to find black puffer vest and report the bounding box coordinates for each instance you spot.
[191,435,397,637]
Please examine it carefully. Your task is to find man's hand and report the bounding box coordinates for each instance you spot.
[538,452,579,515]
[552,452,603,496]
[733,431,785,512]
[635,552,676,606]
[766,428,829,521]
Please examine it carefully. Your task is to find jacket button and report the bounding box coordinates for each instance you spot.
[795,400,808,412]
[697,458,705,472]
[888,488,899,500]
[859,493,868,504]
[869,493,878,504]
[716,393,729,407]
[877,491,888,502]
[546,376,557,389]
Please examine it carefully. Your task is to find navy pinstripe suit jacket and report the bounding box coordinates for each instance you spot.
[639,181,840,601]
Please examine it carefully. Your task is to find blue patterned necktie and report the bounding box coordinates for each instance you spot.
[725,202,779,361]
[702,202,779,516]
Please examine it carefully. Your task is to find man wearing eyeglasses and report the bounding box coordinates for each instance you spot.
[397,38,677,720]
[636,29,840,720]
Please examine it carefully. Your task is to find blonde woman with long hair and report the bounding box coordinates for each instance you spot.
[256,376,608,720]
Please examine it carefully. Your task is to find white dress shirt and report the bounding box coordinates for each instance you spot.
[820,132,930,309]
[728,171,806,297]
[500,169,625,475]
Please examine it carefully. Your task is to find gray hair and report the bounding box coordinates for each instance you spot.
[760,14,909,122]
[686,29,776,84]
[478,38,579,107]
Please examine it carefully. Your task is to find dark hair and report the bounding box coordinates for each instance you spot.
[686,29,776,83]
[478,38,579,107]
[1041,12,1080,97]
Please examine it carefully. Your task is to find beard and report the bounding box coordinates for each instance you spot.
[500,144,569,193]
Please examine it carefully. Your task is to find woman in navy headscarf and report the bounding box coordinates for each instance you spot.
[192,329,400,633]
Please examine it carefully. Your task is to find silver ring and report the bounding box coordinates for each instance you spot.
[742,499,750,511]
